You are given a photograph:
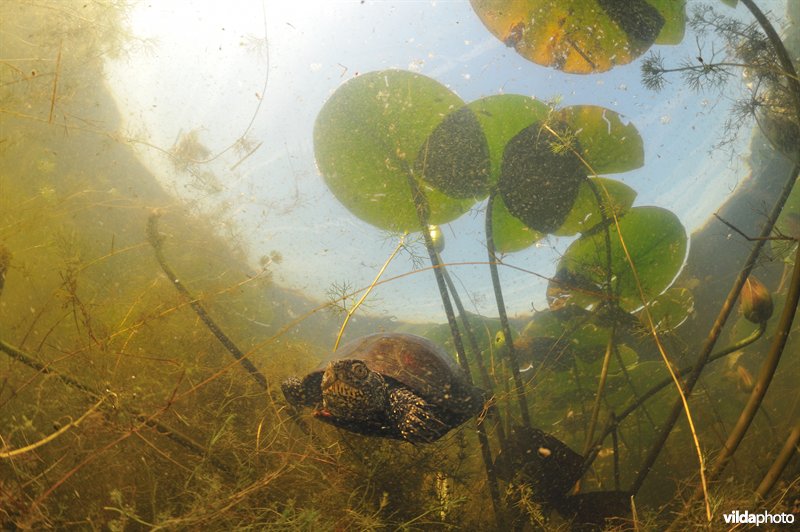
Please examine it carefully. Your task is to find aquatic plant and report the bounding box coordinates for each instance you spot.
[1,0,796,530]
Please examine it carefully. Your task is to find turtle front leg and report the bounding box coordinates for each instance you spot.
[281,373,323,408]
[388,388,449,443]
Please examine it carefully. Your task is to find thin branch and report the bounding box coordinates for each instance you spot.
[146,211,268,391]
[714,213,796,242]
[333,233,407,351]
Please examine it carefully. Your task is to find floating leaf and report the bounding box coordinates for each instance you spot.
[637,286,694,332]
[414,106,490,199]
[558,106,644,174]
[555,177,637,236]
[499,121,586,233]
[470,0,669,74]
[467,95,550,183]
[314,70,473,232]
[490,193,544,253]
[549,206,687,313]
[649,0,686,44]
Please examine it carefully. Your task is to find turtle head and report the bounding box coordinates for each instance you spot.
[281,375,314,407]
[319,359,388,422]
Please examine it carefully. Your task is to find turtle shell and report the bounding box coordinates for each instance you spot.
[316,332,483,416]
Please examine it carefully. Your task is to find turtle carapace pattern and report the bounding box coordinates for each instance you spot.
[281,333,485,443]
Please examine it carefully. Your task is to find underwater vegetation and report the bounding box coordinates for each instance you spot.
[1,0,799,530]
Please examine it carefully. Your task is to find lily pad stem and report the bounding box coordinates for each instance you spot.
[405,171,505,528]
[583,322,766,473]
[690,243,800,505]
[485,190,532,429]
[437,254,509,453]
[631,0,800,492]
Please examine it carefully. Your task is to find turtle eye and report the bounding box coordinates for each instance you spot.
[351,361,369,379]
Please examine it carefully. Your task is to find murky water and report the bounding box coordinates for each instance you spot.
[1,1,798,529]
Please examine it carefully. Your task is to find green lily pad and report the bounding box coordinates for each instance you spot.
[467,95,550,184]
[649,0,686,44]
[470,0,671,74]
[490,193,544,253]
[549,206,688,312]
[554,177,638,236]
[637,286,694,333]
[558,106,645,175]
[414,106,491,199]
[499,121,587,233]
[314,70,475,232]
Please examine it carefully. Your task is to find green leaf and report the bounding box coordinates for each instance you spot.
[554,177,637,236]
[414,106,491,199]
[470,0,667,74]
[559,105,645,174]
[549,206,688,312]
[637,286,694,332]
[467,95,550,184]
[491,193,544,253]
[649,0,686,44]
[314,70,474,232]
[499,121,587,233]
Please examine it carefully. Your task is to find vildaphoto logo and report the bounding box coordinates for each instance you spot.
[722,510,795,526]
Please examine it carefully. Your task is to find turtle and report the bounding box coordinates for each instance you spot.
[281,333,485,444]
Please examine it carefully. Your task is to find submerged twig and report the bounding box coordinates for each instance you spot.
[0,337,231,476]
[48,40,62,124]
[146,211,268,391]
[0,396,106,458]
[333,233,407,351]
[584,322,766,471]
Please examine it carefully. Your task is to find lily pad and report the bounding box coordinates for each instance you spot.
[470,0,670,74]
[414,106,491,199]
[499,121,587,233]
[467,95,550,184]
[637,286,694,333]
[555,177,637,236]
[549,206,688,312]
[558,106,645,175]
[314,70,475,232]
[490,193,544,253]
[649,0,686,44]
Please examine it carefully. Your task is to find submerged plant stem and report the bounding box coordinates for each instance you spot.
[146,211,268,391]
[404,171,504,528]
[583,334,614,457]
[333,233,407,351]
[755,423,800,500]
[635,0,800,506]
[0,396,105,458]
[438,256,508,453]
[484,190,531,430]
[694,243,800,502]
